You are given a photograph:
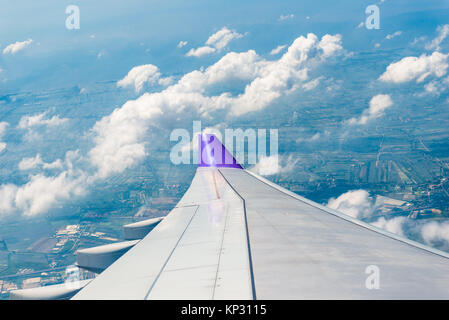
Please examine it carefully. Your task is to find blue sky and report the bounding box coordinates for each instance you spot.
[0,0,448,92]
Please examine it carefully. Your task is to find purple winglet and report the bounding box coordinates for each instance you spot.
[198,134,243,169]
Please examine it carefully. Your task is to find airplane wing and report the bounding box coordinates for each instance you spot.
[11,134,449,300]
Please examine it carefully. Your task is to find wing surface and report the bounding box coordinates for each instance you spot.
[72,134,449,299]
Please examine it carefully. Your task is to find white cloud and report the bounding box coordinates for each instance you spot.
[3,39,33,55]
[206,27,243,50]
[421,221,449,245]
[186,27,243,57]
[177,40,188,48]
[229,33,343,116]
[318,34,343,58]
[349,94,393,125]
[270,45,287,55]
[0,122,7,153]
[379,52,449,83]
[371,216,406,236]
[18,154,43,170]
[0,151,87,217]
[426,24,449,51]
[199,50,263,85]
[327,189,374,219]
[250,155,297,176]
[251,155,280,175]
[117,64,162,92]
[88,96,163,178]
[302,77,322,91]
[0,121,9,139]
[18,111,68,129]
[18,154,64,171]
[279,14,294,21]
[424,81,439,95]
[14,171,86,216]
[385,31,402,40]
[158,76,174,86]
[186,46,216,57]
[90,33,343,177]
[1,32,346,218]
[43,159,64,170]
[423,76,449,95]
[0,185,17,217]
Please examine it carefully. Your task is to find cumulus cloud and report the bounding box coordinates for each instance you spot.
[158,76,174,86]
[326,189,449,245]
[186,27,243,57]
[186,46,216,57]
[250,155,297,176]
[3,39,33,55]
[371,216,406,236]
[270,45,287,55]
[117,64,169,92]
[14,171,86,216]
[0,151,87,217]
[18,111,68,129]
[421,221,449,245]
[349,94,393,125]
[318,34,343,58]
[18,154,63,171]
[327,191,449,245]
[90,33,343,177]
[206,27,243,50]
[229,33,343,116]
[0,185,17,217]
[88,97,163,178]
[251,156,280,176]
[18,154,43,171]
[327,189,374,219]
[379,52,449,83]
[1,32,345,219]
[426,24,449,51]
